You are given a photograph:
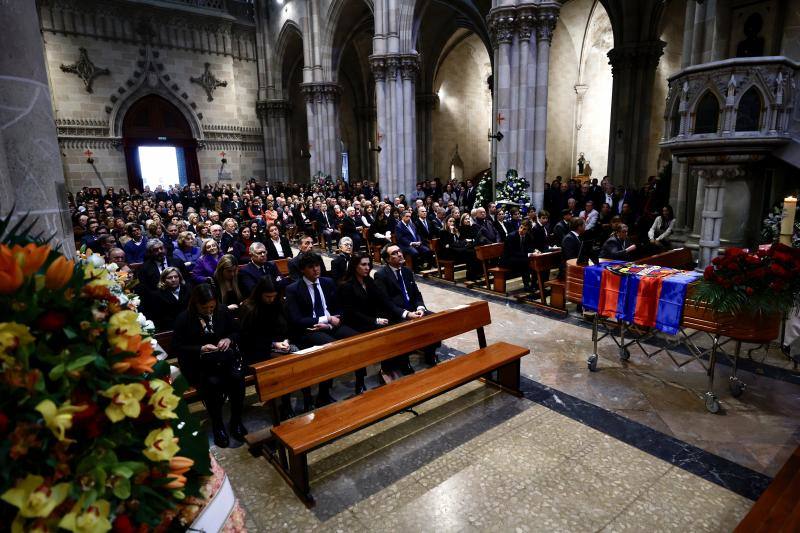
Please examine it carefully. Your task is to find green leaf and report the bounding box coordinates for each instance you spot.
[66,355,97,371]
[49,363,65,381]
[63,327,78,340]
[117,461,148,475]
[112,465,134,479]
[113,477,131,499]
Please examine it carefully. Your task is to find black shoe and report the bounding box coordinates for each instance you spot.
[213,425,230,448]
[229,420,248,441]
[302,398,314,413]
[399,363,415,376]
[354,382,367,395]
[315,393,336,408]
[425,354,439,367]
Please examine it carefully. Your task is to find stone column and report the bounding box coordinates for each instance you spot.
[490,12,514,177]
[607,41,665,187]
[0,1,74,255]
[416,93,438,179]
[515,12,534,171]
[532,9,557,210]
[257,99,291,182]
[371,57,389,194]
[302,82,340,178]
[694,166,746,269]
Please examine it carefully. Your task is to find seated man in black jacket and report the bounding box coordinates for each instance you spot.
[560,217,585,279]
[137,239,189,316]
[501,221,536,291]
[285,253,358,406]
[238,241,284,297]
[288,233,329,280]
[374,244,439,371]
[600,224,637,260]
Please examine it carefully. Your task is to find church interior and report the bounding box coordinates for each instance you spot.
[1,0,800,531]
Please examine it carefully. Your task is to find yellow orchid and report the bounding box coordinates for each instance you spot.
[100,383,146,423]
[1,474,70,518]
[59,498,112,533]
[0,322,35,365]
[143,427,180,462]
[149,379,180,420]
[35,400,87,442]
[107,311,141,348]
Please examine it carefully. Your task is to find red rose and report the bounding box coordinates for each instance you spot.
[745,287,754,296]
[36,310,68,332]
[0,412,8,434]
[733,275,744,285]
[704,265,714,279]
[113,514,136,533]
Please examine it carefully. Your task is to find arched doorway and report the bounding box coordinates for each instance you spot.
[122,95,201,192]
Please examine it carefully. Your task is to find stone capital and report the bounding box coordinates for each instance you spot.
[535,8,558,43]
[256,99,291,118]
[607,41,666,74]
[369,56,387,81]
[300,82,340,104]
[400,55,420,81]
[487,8,516,49]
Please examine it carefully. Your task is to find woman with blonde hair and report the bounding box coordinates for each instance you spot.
[210,254,243,312]
[153,267,190,331]
[191,239,222,284]
[174,231,201,268]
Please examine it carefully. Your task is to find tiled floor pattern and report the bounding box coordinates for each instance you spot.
[214,383,753,532]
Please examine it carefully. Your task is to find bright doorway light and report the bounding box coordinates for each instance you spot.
[138,146,180,189]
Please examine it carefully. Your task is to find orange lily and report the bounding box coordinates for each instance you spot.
[0,245,24,294]
[11,244,51,277]
[44,257,75,290]
[165,457,193,489]
[111,335,156,374]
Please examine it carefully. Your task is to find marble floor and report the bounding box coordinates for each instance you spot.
[204,269,800,532]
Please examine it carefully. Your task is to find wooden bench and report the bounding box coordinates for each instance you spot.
[426,238,468,282]
[735,444,800,532]
[474,242,507,292]
[526,250,565,312]
[274,258,289,277]
[246,301,529,504]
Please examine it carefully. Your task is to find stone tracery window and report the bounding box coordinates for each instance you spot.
[735,87,763,132]
[694,92,720,134]
[670,98,681,138]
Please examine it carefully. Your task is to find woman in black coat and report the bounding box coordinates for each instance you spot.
[265,223,294,261]
[172,284,246,448]
[439,216,481,281]
[338,252,396,391]
[238,277,302,419]
[152,267,190,332]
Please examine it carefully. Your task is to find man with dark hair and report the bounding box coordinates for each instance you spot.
[288,234,329,280]
[374,244,439,371]
[395,210,433,271]
[560,217,586,279]
[552,209,572,246]
[285,252,358,406]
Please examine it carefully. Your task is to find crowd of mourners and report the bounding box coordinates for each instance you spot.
[68,173,674,447]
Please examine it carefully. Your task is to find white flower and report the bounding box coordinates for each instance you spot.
[87,254,106,269]
[137,313,155,334]
[106,262,119,273]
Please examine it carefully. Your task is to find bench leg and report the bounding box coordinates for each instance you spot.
[288,451,314,505]
[482,360,522,397]
[444,263,454,281]
[493,272,507,293]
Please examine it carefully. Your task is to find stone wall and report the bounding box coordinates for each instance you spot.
[39,1,264,192]
[431,34,492,181]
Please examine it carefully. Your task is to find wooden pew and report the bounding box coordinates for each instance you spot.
[475,242,508,292]
[246,301,529,505]
[735,444,800,532]
[525,250,565,312]
[274,258,289,277]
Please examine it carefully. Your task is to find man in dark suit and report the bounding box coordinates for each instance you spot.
[374,244,439,369]
[312,201,340,251]
[475,207,501,244]
[136,239,189,316]
[414,206,436,241]
[341,207,363,249]
[285,253,358,406]
[395,209,433,271]
[288,234,329,280]
[560,217,586,279]
[552,209,573,248]
[530,211,551,253]
[600,224,637,260]
[238,242,284,296]
[501,221,536,291]
[463,179,477,209]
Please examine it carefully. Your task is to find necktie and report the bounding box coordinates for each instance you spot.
[312,282,326,319]
[408,223,416,239]
[396,269,410,306]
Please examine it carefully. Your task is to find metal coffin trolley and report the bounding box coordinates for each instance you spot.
[565,258,781,413]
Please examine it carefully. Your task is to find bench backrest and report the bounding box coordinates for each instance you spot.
[274,258,289,276]
[475,242,504,261]
[529,250,562,272]
[251,301,491,402]
[153,331,173,358]
[429,238,440,254]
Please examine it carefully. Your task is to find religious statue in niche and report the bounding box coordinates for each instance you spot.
[584,160,593,177]
[577,152,586,175]
[736,13,766,57]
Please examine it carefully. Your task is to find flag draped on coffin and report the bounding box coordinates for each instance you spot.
[582,262,701,334]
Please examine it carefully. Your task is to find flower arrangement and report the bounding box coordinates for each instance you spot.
[0,215,209,532]
[760,203,799,247]
[473,170,493,208]
[496,169,530,207]
[694,244,800,316]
